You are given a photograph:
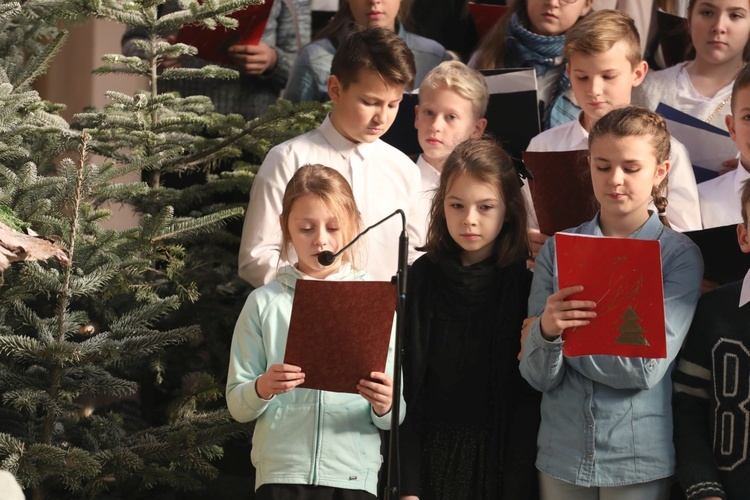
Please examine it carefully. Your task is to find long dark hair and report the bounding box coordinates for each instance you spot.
[421,138,529,267]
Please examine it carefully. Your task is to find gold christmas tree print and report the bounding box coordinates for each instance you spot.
[615,306,650,346]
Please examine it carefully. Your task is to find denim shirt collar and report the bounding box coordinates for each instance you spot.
[587,211,665,241]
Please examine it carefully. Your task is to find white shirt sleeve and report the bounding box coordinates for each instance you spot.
[238,146,293,287]
[666,138,702,231]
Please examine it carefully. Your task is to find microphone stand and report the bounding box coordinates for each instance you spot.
[317,209,407,498]
[384,212,408,500]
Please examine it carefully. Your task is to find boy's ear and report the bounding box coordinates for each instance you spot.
[472,117,488,138]
[727,114,737,142]
[414,104,420,128]
[631,60,648,88]
[738,221,750,253]
[328,75,342,104]
[565,62,571,79]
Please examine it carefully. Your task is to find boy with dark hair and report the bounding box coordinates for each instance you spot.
[239,26,424,287]
[672,179,750,500]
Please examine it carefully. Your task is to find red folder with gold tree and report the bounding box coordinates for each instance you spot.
[283,280,396,394]
[555,233,666,358]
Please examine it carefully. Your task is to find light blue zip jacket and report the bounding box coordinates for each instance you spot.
[226,265,404,495]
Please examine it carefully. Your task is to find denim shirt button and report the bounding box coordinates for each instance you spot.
[647,361,657,370]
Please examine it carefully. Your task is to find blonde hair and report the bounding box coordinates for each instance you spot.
[588,106,672,227]
[564,9,641,68]
[279,165,362,266]
[419,61,489,118]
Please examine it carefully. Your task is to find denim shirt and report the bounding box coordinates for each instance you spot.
[520,212,703,487]
[283,24,451,103]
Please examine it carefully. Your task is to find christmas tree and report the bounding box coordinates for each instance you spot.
[615,306,650,346]
[0,0,328,497]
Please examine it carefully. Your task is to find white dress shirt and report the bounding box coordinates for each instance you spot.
[698,160,750,229]
[414,154,441,244]
[238,114,424,287]
[524,114,702,232]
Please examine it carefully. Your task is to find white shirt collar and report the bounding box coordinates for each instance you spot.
[416,154,441,180]
[319,113,372,161]
[734,159,750,195]
[740,268,750,307]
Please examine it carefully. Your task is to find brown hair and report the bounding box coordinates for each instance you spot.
[742,178,750,225]
[563,9,642,68]
[470,1,526,70]
[588,106,672,227]
[330,25,416,91]
[687,0,750,62]
[471,0,591,70]
[421,138,529,267]
[731,63,750,112]
[280,165,362,266]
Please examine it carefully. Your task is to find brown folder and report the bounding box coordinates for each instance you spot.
[523,149,598,235]
[284,280,396,394]
[656,9,690,68]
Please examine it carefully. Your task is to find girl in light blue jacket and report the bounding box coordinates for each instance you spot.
[226,164,403,500]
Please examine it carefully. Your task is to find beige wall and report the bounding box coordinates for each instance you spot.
[36,19,147,230]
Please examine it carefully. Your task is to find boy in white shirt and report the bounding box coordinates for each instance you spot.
[413,61,488,239]
[524,9,701,257]
[699,64,750,229]
[239,26,424,287]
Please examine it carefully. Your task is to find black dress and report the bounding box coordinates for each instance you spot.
[400,252,540,499]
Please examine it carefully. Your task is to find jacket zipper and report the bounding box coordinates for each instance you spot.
[311,390,323,485]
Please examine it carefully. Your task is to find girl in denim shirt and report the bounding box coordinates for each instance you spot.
[519,106,703,499]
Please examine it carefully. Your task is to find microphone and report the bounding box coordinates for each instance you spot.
[317,209,406,266]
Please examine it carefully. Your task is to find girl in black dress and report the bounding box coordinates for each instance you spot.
[400,137,540,500]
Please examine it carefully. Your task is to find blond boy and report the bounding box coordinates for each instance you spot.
[413,61,488,238]
[525,9,701,255]
[699,65,750,229]
[239,27,424,287]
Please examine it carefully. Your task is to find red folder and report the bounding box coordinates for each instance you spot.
[555,233,666,358]
[284,280,396,393]
[175,0,275,66]
[468,3,509,39]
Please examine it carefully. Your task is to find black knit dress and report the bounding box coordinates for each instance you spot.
[400,252,541,500]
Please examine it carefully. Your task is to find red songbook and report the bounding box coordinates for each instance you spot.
[284,280,396,394]
[523,149,598,236]
[555,233,666,358]
[175,0,275,66]
[468,2,509,38]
